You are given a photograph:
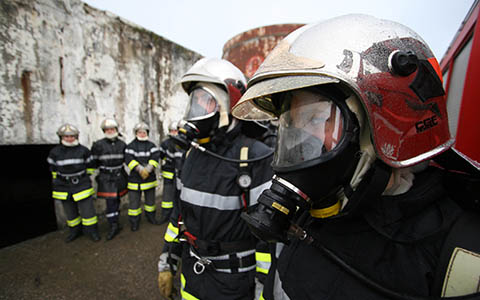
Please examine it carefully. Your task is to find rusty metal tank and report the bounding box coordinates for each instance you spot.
[222,24,304,78]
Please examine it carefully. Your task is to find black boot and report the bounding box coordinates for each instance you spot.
[146,212,161,225]
[158,208,172,225]
[86,224,101,242]
[65,225,82,243]
[130,217,140,232]
[106,222,122,240]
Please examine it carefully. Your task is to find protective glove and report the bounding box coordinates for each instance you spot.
[145,164,154,173]
[135,165,145,174]
[158,271,173,299]
[140,168,150,180]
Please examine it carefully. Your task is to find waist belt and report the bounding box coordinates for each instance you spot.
[57,171,86,184]
[189,247,256,274]
[100,165,123,173]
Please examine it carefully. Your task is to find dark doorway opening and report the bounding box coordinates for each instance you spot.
[0,144,57,248]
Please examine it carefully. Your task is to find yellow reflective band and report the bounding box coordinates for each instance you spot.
[128,182,139,190]
[255,252,271,263]
[197,137,210,144]
[240,146,249,167]
[72,188,95,202]
[256,266,269,275]
[128,160,139,171]
[310,201,341,218]
[272,202,290,215]
[140,180,158,190]
[161,201,173,209]
[162,171,174,179]
[164,222,179,243]
[52,172,57,179]
[66,216,81,227]
[180,273,200,300]
[148,159,159,168]
[144,204,156,212]
[82,216,98,226]
[86,168,95,175]
[259,291,265,300]
[128,208,142,216]
[52,191,68,200]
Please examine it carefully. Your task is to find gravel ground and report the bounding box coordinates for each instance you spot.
[0,214,180,300]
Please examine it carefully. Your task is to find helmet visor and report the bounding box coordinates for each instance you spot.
[274,89,344,168]
[185,87,219,121]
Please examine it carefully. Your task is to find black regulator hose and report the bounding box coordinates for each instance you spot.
[307,231,480,300]
[190,141,274,163]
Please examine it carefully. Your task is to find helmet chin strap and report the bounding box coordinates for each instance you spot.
[105,132,118,140]
[136,135,148,141]
[61,139,79,147]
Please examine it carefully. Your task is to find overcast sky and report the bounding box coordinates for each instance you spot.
[82,0,475,61]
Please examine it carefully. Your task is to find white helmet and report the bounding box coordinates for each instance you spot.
[133,122,150,134]
[101,118,119,131]
[57,123,79,137]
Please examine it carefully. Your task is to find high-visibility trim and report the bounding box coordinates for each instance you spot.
[249,181,272,206]
[259,291,265,300]
[72,188,95,202]
[52,191,68,200]
[82,216,98,226]
[106,211,119,218]
[180,187,243,210]
[94,154,124,161]
[197,137,210,144]
[310,200,341,218]
[161,201,173,209]
[128,182,139,190]
[162,171,174,179]
[144,204,156,212]
[148,159,159,168]
[140,180,158,190]
[128,160,139,171]
[240,146,249,167]
[181,273,200,300]
[125,147,160,157]
[164,222,179,243]
[86,168,95,175]
[190,249,256,273]
[66,216,81,227]
[128,207,142,216]
[256,252,272,275]
[51,171,57,179]
[52,158,86,166]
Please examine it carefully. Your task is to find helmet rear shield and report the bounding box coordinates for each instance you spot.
[274,89,346,169]
[185,87,219,121]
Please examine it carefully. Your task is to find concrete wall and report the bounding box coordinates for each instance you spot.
[0,0,203,146]
[0,0,203,228]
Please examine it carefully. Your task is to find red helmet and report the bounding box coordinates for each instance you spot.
[233,14,453,168]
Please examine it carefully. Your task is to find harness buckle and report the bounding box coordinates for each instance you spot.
[190,248,212,275]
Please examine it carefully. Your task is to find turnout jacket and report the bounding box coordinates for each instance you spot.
[91,137,127,198]
[124,138,161,190]
[263,167,480,300]
[47,144,95,201]
[159,137,185,209]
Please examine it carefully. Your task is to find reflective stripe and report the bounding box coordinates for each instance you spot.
[52,191,68,200]
[72,188,95,201]
[181,273,200,300]
[128,182,139,190]
[125,147,160,157]
[52,158,86,166]
[161,201,173,209]
[249,181,272,206]
[164,222,179,243]
[140,180,158,190]
[99,165,123,170]
[67,216,81,227]
[86,168,95,175]
[82,216,98,226]
[106,211,119,218]
[259,291,265,300]
[128,208,142,216]
[256,252,272,275]
[149,159,159,168]
[94,154,124,161]
[128,160,139,170]
[180,187,242,210]
[162,171,174,179]
[51,171,57,179]
[144,204,156,212]
[191,249,256,273]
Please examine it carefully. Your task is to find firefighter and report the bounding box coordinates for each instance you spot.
[157,121,184,225]
[231,14,480,300]
[157,58,274,300]
[91,118,128,240]
[47,124,100,242]
[124,122,161,231]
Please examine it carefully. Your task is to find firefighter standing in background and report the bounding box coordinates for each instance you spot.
[125,122,162,231]
[47,124,100,242]
[157,121,184,225]
[91,118,128,241]
[232,14,480,299]
[157,58,273,300]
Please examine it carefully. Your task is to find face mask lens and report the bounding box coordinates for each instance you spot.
[274,89,344,168]
[186,88,218,121]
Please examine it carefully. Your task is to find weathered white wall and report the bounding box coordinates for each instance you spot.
[0,0,202,146]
